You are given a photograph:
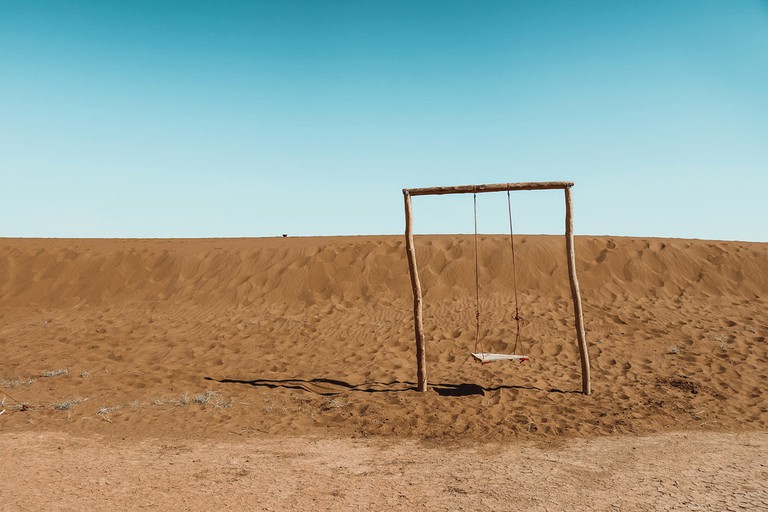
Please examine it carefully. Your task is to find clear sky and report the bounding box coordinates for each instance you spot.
[1,1,766,241]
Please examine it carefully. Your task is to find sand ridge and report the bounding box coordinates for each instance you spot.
[0,235,766,440]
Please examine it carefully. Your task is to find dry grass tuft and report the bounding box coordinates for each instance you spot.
[50,397,86,411]
[193,390,217,405]
[710,334,729,351]
[323,397,349,410]
[41,368,69,378]
[213,397,234,410]
[95,405,120,423]
[0,377,36,388]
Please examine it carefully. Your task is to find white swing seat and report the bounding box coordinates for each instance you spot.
[471,352,529,364]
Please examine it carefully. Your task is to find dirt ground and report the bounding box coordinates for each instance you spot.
[0,430,766,511]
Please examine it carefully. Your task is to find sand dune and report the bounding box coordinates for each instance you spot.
[0,235,766,440]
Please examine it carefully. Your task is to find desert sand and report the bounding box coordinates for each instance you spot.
[1,235,766,510]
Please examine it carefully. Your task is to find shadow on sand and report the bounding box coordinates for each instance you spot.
[205,376,578,396]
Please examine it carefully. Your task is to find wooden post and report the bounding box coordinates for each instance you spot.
[564,186,592,395]
[403,190,427,392]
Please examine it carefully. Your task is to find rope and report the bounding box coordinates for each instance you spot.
[0,385,33,411]
[507,188,523,354]
[473,192,483,356]
[472,190,525,361]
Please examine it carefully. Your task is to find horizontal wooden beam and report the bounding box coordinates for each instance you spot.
[403,181,573,197]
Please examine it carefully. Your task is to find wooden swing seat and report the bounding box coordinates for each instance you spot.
[471,352,529,364]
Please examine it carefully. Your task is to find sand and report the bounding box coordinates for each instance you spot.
[1,235,766,509]
[2,431,767,511]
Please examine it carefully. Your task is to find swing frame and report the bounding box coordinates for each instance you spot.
[402,181,592,395]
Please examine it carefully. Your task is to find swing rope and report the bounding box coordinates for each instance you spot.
[472,189,525,360]
[507,188,524,355]
[473,192,483,356]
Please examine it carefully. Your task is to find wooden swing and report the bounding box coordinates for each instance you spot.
[403,181,591,395]
[470,189,529,365]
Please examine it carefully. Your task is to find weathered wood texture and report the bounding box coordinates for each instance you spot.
[403,191,427,392]
[565,187,592,395]
[404,181,573,197]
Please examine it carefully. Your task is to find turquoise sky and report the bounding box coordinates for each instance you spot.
[1,1,766,241]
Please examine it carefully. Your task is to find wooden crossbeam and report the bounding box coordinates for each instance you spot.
[403,181,573,197]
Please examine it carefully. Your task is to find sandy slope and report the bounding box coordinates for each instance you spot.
[1,235,766,441]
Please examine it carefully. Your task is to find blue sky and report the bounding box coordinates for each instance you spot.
[1,1,766,241]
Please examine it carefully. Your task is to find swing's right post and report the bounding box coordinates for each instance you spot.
[564,185,592,395]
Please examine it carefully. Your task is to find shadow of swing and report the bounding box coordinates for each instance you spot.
[205,376,414,395]
[205,376,579,397]
[433,383,580,396]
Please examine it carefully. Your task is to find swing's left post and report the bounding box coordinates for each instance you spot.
[404,190,427,392]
